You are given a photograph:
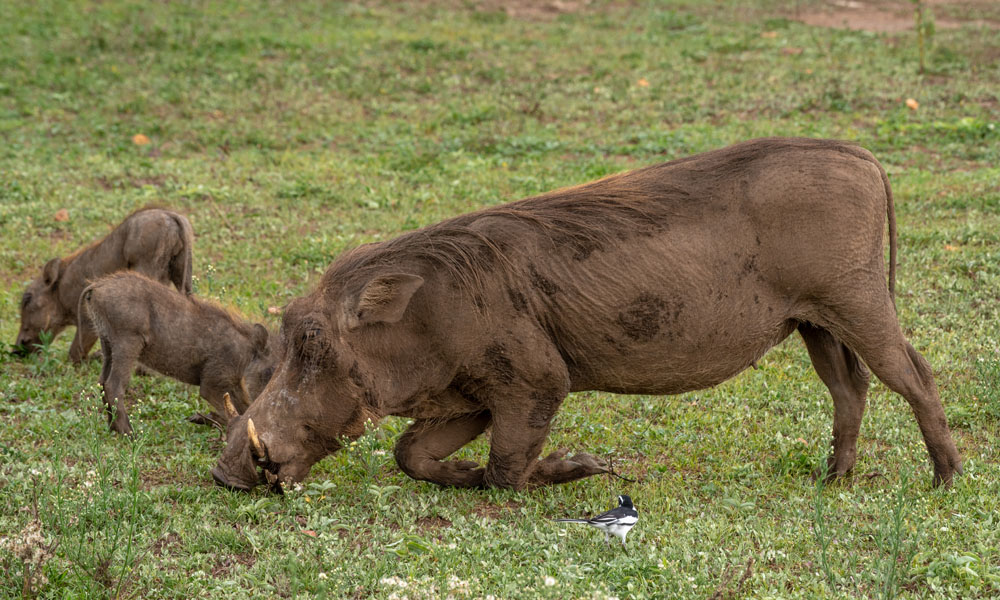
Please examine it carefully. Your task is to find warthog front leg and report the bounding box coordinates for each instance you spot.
[394,412,491,488]
[529,449,609,486]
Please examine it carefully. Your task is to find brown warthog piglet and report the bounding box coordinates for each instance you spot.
[81,271,275,435]
[212,137,962,494]
[16,207,194,363]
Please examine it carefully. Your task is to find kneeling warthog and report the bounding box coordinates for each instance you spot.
[212,137,963,493]
[81,272,276,435]
[16,207,194,363]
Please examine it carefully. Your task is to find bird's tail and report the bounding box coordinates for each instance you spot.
[553,518,590,523]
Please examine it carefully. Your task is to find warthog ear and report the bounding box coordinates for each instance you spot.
[42,258,62,288]
[251,324,269,355]
[345,273,424,330]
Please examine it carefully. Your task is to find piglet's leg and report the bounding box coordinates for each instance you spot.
[69,323,99,365]
[394,412,491,488]
[101,338,138,436]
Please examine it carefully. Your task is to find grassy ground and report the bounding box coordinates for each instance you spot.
[1,0,999,598]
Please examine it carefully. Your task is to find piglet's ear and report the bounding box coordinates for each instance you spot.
[42,258,62,288]
[345,273,424,330]
[251,324,269,355]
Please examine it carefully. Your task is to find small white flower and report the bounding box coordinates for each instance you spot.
[544,576,556,586]
[318,572,327,580]
[380,576,408,588]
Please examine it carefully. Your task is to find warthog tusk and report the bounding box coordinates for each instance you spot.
[223,392,239,421]
[247,417,267,462]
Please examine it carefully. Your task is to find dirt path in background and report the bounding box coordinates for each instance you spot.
[793,0,999,32]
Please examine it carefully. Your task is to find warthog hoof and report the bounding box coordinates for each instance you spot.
[530,449,609,485]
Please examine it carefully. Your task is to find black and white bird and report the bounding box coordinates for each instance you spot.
[554,494,638,550]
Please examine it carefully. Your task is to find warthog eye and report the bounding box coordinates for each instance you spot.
[294,326,334,365]
[21,293,31,309]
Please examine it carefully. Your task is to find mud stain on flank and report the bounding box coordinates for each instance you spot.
[528,264,560,296]
[508,287,528,312]
[484,343,515,384]
[603,333,630,356]
[349,362,364,387]
[617,292,668,342]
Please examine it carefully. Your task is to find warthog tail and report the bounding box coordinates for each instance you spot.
[169,212,195,295]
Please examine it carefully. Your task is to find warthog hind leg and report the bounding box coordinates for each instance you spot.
[824,295,963,486]
[394,412,491,488]
[99,336,138,436]
[798,322,870,481]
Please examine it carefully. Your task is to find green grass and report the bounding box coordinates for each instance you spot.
[2,0,999,598]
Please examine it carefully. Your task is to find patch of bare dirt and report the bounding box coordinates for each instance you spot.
[403,0,635,21]
[93,174,171,191]
[415,515,452,532]
[142,465,192,491]
[150,532,181,557]
[792,0,999,32]
[472,499,522,519]
[479,0,592,20]
[210,553,256,578]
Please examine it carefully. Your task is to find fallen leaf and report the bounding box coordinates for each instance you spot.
[636,77,649,87]
[761,31,778,38]
[944,244,958,251]
[301,529,318,537]
[267,306,282,315]
[781,47,803,56]
[796,437,808,445]
[905,98,919,110]
[804,68,814,74]
[54,209,70,222]
[132,133,151,146]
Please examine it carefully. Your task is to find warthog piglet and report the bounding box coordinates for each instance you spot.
[16,207,193,363]
[81,271,276,435]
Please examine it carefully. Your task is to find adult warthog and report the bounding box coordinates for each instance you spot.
[212,138,963,493]
[15,207,194,363]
